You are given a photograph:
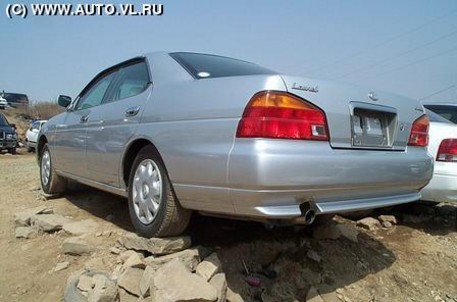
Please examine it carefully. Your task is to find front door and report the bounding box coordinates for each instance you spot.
[54,70,117,178]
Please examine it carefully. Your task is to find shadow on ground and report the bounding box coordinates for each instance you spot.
[61,186,403,301]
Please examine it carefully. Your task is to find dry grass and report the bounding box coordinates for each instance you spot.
[21,102,64,120]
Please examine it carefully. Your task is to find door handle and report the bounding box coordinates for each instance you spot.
[80,115,89,123]
[125,106,141,117]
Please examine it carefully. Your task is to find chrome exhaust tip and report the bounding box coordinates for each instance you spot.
[293,203,317,225]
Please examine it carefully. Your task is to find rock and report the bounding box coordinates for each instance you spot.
[119,288,144,302]
[15,226,37,239]
[382,221,393,228]
[63,219,99,235]
[64,271,88,302]
[226,287,244,302]
[139,266,155,297]
[122,252,146,270]
[144,247,200,271]
[117,267,144,297]
[30,213,71,232]
[196,252,221,281]
[54,261,70,272]
[356,217,381,231]
[306,250,322,263]
[78,274,94,292]
[313,223,341,240]
[378,215,397,225]
[210,273,227,302]
[110,247,121,255]
[88,274,118,302]
[318,284,340,302]
[110,265,123,281]
[120,233,191,256]
[119,250,138,263]
[62,237,93,255]
[14,206,53,226]
[336,223,359,242]
[306,286,325,302]
[151,259,217,301]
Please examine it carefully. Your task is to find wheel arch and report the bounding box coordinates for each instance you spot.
[37,135,48,162]
[122,138,166,188]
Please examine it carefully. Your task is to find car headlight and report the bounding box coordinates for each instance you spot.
[6,133,17,139]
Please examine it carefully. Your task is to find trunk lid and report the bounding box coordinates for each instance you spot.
[281,75,425,151]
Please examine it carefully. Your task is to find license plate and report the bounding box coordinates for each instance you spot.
[352,109,390,147]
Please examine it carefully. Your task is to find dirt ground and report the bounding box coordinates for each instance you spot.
[0,150,456,302]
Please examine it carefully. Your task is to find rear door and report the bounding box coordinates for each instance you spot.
[84,59,151,187]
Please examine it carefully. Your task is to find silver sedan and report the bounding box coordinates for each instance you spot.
[38,52,433,237]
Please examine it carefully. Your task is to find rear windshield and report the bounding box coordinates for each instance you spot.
[425,109,453,123]
[170,52,276,79]
[424,104,457,124]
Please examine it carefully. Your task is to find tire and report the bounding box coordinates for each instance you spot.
[7,148,16,154]
[127,145,191,237]
[40,143,67,194]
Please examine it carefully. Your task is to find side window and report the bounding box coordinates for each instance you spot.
[107,62,149,102]
[76,71,116,110]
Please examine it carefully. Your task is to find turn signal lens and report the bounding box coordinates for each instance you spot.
[236,91,329,140]
[437,139,457,162]
[408,115,429,147]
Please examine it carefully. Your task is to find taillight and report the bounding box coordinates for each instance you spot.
[236,91,329,141]
[408,115,429,147]
[437,139,457,162]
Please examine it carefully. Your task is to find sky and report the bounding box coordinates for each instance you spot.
[1,0,457,104]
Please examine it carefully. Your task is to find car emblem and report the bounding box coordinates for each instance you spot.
[292,82,319,93]
[368,92,378,101]
[399,123,405,132]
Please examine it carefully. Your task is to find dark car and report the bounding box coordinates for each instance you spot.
[0,113,18,154]
[2,92,29,108]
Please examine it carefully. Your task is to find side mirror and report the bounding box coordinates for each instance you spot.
[57,95,72,108]
[10,123,16,129]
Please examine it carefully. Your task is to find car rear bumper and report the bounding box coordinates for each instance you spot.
[420,162,457,203]
[227,139,433,219]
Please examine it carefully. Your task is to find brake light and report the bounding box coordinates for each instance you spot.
[437,139,457,162]
[408,115,429,147]
[236,91,329,141]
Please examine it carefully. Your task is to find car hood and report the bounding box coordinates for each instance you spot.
[0,125,15,134]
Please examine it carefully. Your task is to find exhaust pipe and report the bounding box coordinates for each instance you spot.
[293,203,317,225]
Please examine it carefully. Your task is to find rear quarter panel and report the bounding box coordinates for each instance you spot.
[136,53,287,211]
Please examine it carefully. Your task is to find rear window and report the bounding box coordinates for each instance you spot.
[170,52,275,79]
[424,105,457,124]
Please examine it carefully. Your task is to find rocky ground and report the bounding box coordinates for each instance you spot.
[0,151,456,302]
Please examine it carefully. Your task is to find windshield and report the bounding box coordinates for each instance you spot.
[0,114,10,126]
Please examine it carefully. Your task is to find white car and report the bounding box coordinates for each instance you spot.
[423,103,457,124]
[0,97,7,109]
[420,110,457,203]
[26,120,47,152]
